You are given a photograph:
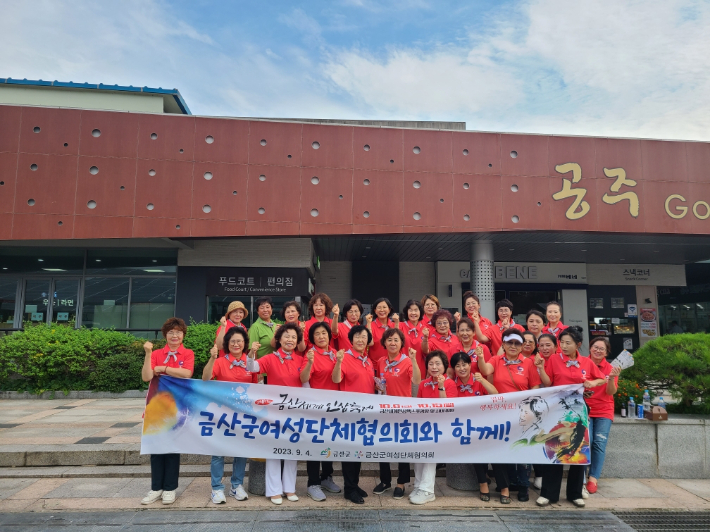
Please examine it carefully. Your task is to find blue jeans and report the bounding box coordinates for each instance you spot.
[588,417,613,480]
[210,455,247,491]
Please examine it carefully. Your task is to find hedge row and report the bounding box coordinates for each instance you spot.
[0,322,217,394]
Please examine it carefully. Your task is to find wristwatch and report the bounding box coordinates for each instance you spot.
[438,387,445,391]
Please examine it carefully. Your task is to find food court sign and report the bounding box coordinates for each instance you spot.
[206,268,310,296]
[552,163,710,221]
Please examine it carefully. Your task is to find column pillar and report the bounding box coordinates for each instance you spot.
[470,240,495,321]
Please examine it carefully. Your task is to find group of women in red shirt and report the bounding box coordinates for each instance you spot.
[141,290,620,509]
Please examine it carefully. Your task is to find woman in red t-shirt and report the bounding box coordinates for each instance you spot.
[299,322,342,501]
[450,350,500,501]
[455,317,493,376]
[421,309,463,371]
[410,351,456,505]
[483,328,541,504]
[304,293,335,351]
[366,298,399,366]
[331,299,363,353]
[202,327,257,504]
[476,299,525,357]
[584,337,621,495]
[215,301,248,356]
[534,327,606,508]
[399,299,426,377]
[463,291,494,348]
[332,324,375,505]
[270,300,307,353]
[140,317,194,506]
[373,328,420,500]
[246,323,304,505]
[419,294,440,328]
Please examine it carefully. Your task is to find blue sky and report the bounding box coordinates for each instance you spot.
[2,0,710,140]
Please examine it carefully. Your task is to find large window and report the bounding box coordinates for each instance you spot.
[129,278,176,330]
[659,302,710,334]
[0,279,17,329]
[82,278,130,329]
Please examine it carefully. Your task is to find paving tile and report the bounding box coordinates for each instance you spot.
[0,478,36,500]
[42,477,133,499]
[8,478,69,499]
[670,479,710,501]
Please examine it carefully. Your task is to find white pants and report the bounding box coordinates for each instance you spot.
[265,459,297,497]
[413,463,436,494]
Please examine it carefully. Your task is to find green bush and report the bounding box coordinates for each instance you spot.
[625,333,710,408]
[0,321,219,394]
[89,351,148,393]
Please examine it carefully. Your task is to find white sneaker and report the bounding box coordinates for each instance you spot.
[161,490,176,504]
[230,485,248,501]
[582,486,589,499]
[408,488,418,499]
[536,496,550,507]
[210,490,226,504]
[141,490,163,505]
[572,498,585,507]
[410,490,436,505]
[307,485,326,501]
[533,477,542,490]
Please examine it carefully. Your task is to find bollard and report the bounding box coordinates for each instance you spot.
[445,463,480,491]
[247,458,266,496]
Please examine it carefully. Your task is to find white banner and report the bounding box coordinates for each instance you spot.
[141,377,591,465]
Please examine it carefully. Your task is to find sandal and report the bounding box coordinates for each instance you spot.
[500,495,511,504]
[479,492,490,502]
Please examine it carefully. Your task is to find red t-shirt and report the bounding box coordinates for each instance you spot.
[417,376,457,398]
[544,352,606,387]
[585,358,618,421]
[490,354,541,394]
[215,321,247,356]
[304,317,335,351]
[427,332,464,362]
[210,353,258,383]
[376,354,413,398]
[151,344,194,373]
[542,322,568,338]
[460,342,492,374]
[400,320,425,376]
[471,315,495,350]
[256,349,304,388]
[487,322,525,358]
[300,346,339,391]
[454,376,490,397]
[334,320,357,352]
[339,350,376,394]
[369,319,395,365]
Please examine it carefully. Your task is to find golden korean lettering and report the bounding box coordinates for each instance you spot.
[602,167,639,218]
[552,163,590,220]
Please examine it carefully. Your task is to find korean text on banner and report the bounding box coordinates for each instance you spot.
[141,377,591,465]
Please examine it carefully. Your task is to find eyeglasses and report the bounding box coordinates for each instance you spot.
[590,346,607,352]
[166,330,183,336]
[504,341,522,347]
[435,320,449,326]
[229,340,243,346]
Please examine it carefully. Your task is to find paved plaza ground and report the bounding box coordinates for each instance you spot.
[0,397,709,530]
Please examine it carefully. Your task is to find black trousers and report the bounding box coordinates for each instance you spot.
[306,460,334,487]
[540,464,585,503]
[379,462,411,485]
[150,453,180,492]
[533,464,544,478]
[342,461,362,496]
[480,464,510,491]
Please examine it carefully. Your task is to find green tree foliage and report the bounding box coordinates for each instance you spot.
[625,333,710,407]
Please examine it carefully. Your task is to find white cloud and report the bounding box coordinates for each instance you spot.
[323,0,710,140]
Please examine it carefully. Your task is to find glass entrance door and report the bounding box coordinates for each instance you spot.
[22,278,80,325]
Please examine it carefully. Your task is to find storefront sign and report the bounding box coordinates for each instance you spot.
[639,308,658,339]
[587,264,686,286]
[141,377,590,465]
[206,268,310,296]
[443,262,587,285]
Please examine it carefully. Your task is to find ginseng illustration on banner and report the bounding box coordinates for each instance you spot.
[141,376,591,465]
